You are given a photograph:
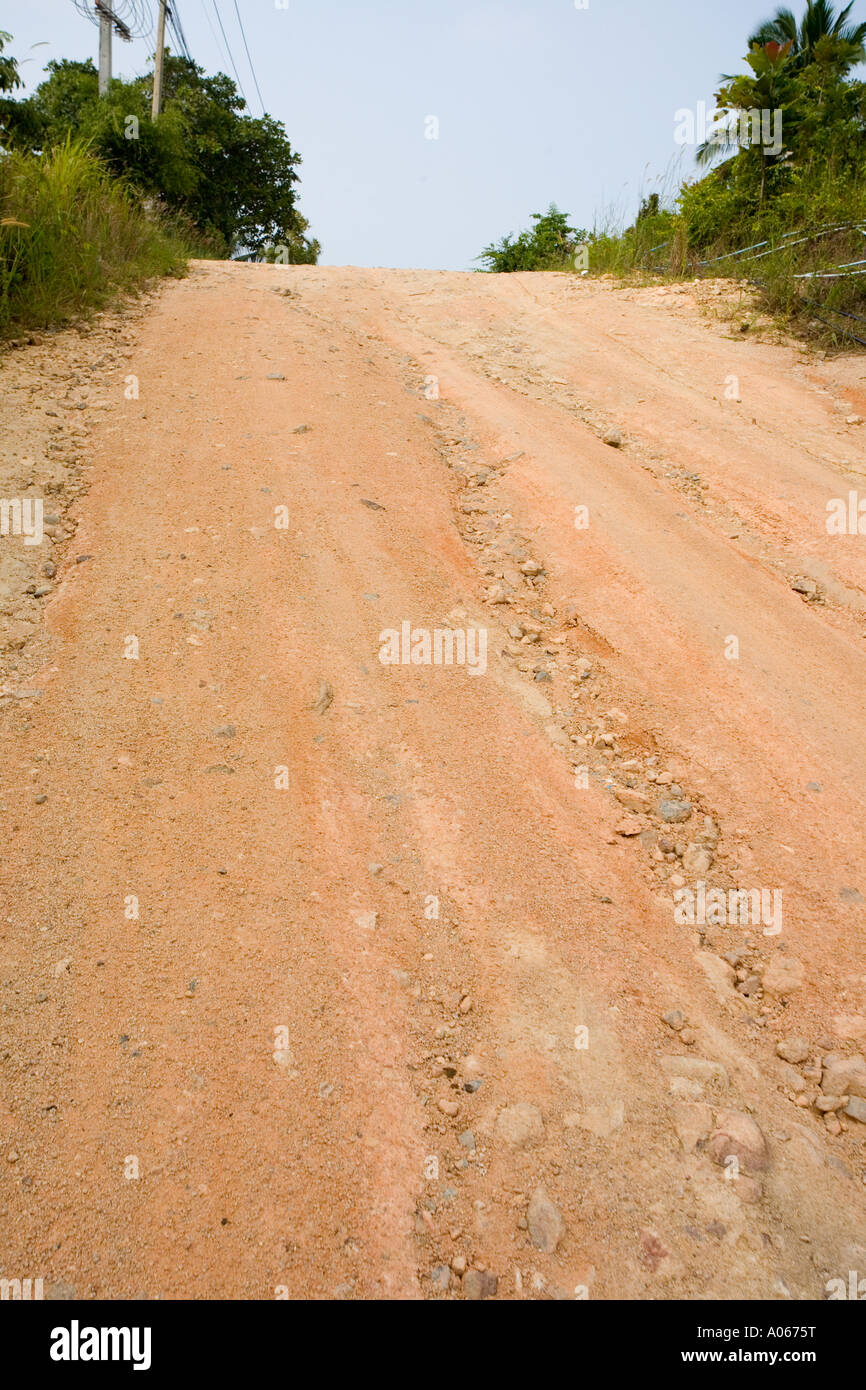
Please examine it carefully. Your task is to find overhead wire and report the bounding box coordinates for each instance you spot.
[209,0,247,103]
[166,1,194,63]
[231,0,265,115]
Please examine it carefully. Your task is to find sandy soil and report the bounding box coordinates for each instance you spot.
[1,262,865,1300]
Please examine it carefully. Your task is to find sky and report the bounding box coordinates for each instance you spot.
[7,0,806,268]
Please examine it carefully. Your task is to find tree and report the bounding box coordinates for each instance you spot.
[478,204,585,272]
[1,52,319,260]
[697,39,799,198]
[749,0,866,70]
[0,30,20,93]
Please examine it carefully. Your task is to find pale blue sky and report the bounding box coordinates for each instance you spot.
[7,0,818,267]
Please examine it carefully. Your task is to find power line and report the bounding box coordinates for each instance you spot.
[210,0,246,103]
[231,0,265,115]
[166,1,193,63]
[70,0,152,40]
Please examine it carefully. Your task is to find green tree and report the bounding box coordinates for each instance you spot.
[478,204,585,272]
[2,52,319,260]
[749,0,866,69]
[699,41,801,202]
[0,30,20,92]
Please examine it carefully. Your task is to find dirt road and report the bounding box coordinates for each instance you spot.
[2,262,866,1300]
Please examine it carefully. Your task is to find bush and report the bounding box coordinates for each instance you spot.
[0,139,197,333]
[478,204,587,272]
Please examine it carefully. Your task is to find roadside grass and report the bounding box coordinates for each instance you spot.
[0,139,216,337]
[586,169,866,348]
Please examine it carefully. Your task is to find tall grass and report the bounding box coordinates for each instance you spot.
[0,139,209,335]
[585,164,866,345]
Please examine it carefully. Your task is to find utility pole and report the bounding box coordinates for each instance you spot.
[97,3,112,95]
[152,0,167,120]
[92,3,131,98]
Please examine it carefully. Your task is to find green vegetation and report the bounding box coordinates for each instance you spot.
[2,54,319,261]
[480,2,866,345]
[0,28,20,95]
[0,32,318,337]
[0,139,200,334]
[477,205,586,272]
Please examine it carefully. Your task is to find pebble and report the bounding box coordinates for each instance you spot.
[776,1036,809,1065]
[815,1095,846,1113]
[495,1102,544,1149]
[777,1061,807,1094]
[430,1265,451,1293]
[822,1054,866,1100]
[662,1009,685,1031]
[737,975,762,997]
[603,430,622,447]
[311,681,334,715]
[659,799,692,823]
[845,1096,866,1124]
[661,1055,728,1086]
[527,1186,566,1253]
[34,794,47,804]
[671,1100,712,1153]
[464,1269,498,1300]
[615,816,644,837]
[696,951,736,993]
[437,1098,459,1117]
[682,844,713,875]
[613,787,651,814]
[451,1255,467,1275]
[761,955,805,997]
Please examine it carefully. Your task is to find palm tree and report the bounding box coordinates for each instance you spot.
[749,1,866,69]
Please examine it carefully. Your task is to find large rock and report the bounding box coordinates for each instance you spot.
[527,1186,566,1253]
[707,1111,770,1172]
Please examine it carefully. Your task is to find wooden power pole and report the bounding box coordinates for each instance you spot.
[152,0,167,119]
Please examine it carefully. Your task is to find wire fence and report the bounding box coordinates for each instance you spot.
[641,223,866,349]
